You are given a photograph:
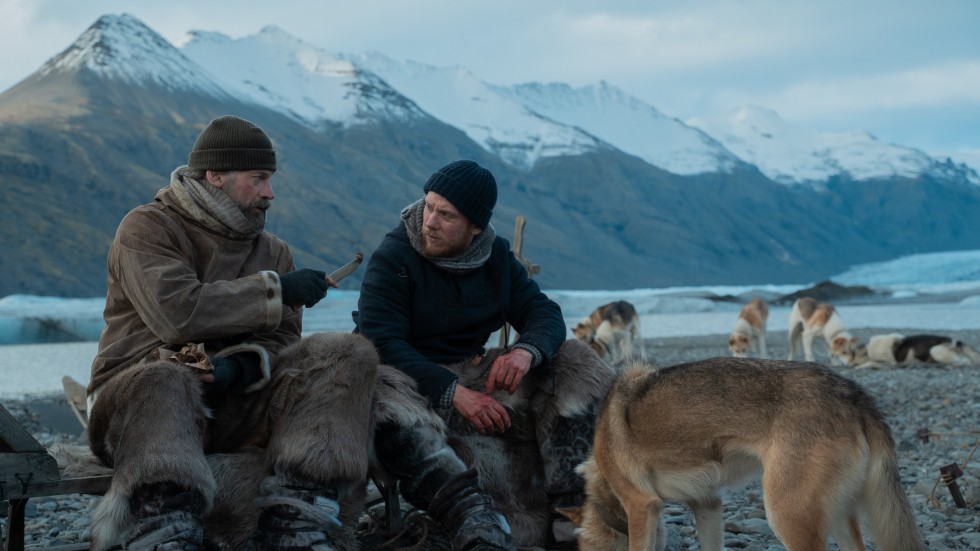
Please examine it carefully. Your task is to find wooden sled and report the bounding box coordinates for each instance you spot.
[1,380,111,551]
[3,377,413,551]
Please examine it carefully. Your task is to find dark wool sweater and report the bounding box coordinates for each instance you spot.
[356,224,566,406]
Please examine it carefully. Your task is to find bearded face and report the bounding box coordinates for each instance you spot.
[210,170,275,230]
[421,191,481,258]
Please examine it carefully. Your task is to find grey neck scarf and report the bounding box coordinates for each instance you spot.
[402,198,495,274]
[165,166,262,240]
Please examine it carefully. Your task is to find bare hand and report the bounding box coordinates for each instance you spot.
[453,385,511,434]
[485,348,532,395]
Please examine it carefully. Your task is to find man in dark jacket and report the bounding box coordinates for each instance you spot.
[357,160,616,547]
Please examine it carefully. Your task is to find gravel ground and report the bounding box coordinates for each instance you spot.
[3,327,980,549]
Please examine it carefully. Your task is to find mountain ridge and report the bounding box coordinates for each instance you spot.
[2,13,979,298]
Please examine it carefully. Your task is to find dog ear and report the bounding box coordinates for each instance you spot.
[555,506,584,527]
[573,323,592,340]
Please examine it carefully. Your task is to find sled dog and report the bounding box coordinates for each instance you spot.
[728,298,769,358]
[567,357,925,551]
[850,333,980,368]
[573,300,645,364]
[787,297,857,365]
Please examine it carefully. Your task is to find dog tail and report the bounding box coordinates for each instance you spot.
[860,413,926,551]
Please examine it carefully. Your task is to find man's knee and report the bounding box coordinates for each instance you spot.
[89,361,205,467]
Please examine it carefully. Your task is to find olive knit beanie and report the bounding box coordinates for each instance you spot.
[423,160,497,229]
[188,116,277,172]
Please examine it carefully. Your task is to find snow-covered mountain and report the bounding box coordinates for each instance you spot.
[38,13,229,99]
[4,13,980,298]
[687,106,980,186]
[339,52,607,169]
[497,81,742,176]
[180,27,427,126]
[22,14,980,186]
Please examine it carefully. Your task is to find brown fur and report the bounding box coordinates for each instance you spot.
[573,301,645,364]
[85,333,384,551]
[787,298,858,365]
[572,357,925,551]
[728,298,769,358]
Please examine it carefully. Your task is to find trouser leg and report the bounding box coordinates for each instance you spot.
[371,365,515,551]
[87,361,214,550]
[251,333,379,551]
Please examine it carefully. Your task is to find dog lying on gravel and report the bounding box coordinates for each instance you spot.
[849,333,980,368]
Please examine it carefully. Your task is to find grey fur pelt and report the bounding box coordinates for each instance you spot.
[452,338,619,442]
[442,338,620,546]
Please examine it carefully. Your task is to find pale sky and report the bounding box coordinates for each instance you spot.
[2,0,978,165]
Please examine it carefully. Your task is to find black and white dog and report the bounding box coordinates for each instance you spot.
[850,333,980,368]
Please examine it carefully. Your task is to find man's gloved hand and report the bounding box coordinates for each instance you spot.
[280,268,330,308]
[206,353,263,396]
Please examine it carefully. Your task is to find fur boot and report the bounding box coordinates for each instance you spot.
[248,475,341,551]
[122,481,206,550]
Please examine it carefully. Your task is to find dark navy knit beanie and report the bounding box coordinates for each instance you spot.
[423,160,497,229]
[188,116,277,172]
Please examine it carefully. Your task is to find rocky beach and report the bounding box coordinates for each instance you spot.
[2,326,980,549]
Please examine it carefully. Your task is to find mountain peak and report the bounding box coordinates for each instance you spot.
[180,29,427,127]
[37,13,228,97]
[502,81,741,175]
[256,25,298,42]
[688,106,951,185]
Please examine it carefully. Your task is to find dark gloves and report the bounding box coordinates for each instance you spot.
[206,352,263,396]
[280,268,329,308]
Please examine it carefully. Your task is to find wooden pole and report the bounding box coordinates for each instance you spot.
[499,216,540,347]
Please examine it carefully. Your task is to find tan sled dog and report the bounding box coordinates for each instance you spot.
[787,297,858,365]
[571,357,924,551]
[573,300,645,364]
[728,298,769,358]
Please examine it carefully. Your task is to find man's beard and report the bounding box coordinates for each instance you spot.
[242,200,270,230]
[423,233,470,258]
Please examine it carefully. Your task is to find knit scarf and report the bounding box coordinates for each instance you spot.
[402,198,495,273]
[164,167,262,240]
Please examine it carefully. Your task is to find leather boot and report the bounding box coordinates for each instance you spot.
[426,469,515,551]
[248,476,341,551]
[123,481,205,550]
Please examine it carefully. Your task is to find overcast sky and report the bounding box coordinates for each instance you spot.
[2,0,978,164]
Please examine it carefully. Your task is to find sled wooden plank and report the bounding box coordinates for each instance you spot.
[0,405,45,454]
[1,401,111,551]
[61,377,89,430]
[1,452,62,500]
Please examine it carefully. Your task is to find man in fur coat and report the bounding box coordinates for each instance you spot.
[356,160,618,548]
[86,117,514,551]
